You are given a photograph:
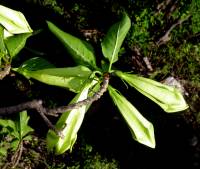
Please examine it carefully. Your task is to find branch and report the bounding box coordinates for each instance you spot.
[0,99,60,135]
[156,0,179,19]
[48,73,110,114]
[0,64,11,80]
[156,0,172,12]
[0,73,110,135]
[156,15,191,46]
[0,100,43,115]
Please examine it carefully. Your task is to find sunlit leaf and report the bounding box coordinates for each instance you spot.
[47,80,97,154]
[116,71,189,112]
[101,13,131,71]
[0,5,32,34]
[47,21,97,70]
[16,63,92,93]
[108,85,155,148]
[3,29,13,39]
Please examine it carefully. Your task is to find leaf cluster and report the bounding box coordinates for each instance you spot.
[14,13,187,152]
[0,5,189,155]
[0,111,33,161]
[0,5,32,66]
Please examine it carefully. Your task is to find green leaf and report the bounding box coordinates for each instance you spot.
[108,85,155,148]
[47,80,97,154]
[23,135,32,141]
[101,13,131,71]
[47,21,97,69]
[10,139,20,151]
[0,25,7,58]
[0,5,32,34]
[4,33,32,58]
[0,119,16,131]
[116,71,189,112]
[15,57,55,71]
[15,111,34,140]
[0,147,7,156]
[16,64,92,93]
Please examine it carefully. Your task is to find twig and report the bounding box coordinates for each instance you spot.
[156,15,191,46]
[0,64,11,80]
[0,100,43,115]
[0,73,110,135]
[143,57,153,72]
[156,0,178,19]
[157,0,172,12]
[2,141,23,169]
[11,141,23,169]
[0,99,60,135]
[186,32,200,42]
[166,0,179,19]
[48,73,110,114]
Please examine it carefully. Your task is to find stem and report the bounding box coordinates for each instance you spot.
[108,63,112,72]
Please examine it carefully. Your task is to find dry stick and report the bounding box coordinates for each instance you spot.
[157,0,172,11]
[2,141,23,169]
[166,0,179,19]
[156,15,191,46]
[156,0,178,18]
[35,105,61,136]
[0,100,43,115]
[11,141,23,169]
[0,73,110,135]
[0,99,60,135]
[0,64,11,80]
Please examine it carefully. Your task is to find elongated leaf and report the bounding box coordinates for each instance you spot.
[47,80,97,154]
[16,111,34,140]
[5,33,32,58]
[116,71,189,112]
[108,85,155,148]
[101,13,131,71]
[3,29,13,39]
[0,5,32,34]
[16,64,92,93]
[16,57,55,71]
[47,21,97,69]
[0,25,7,58]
